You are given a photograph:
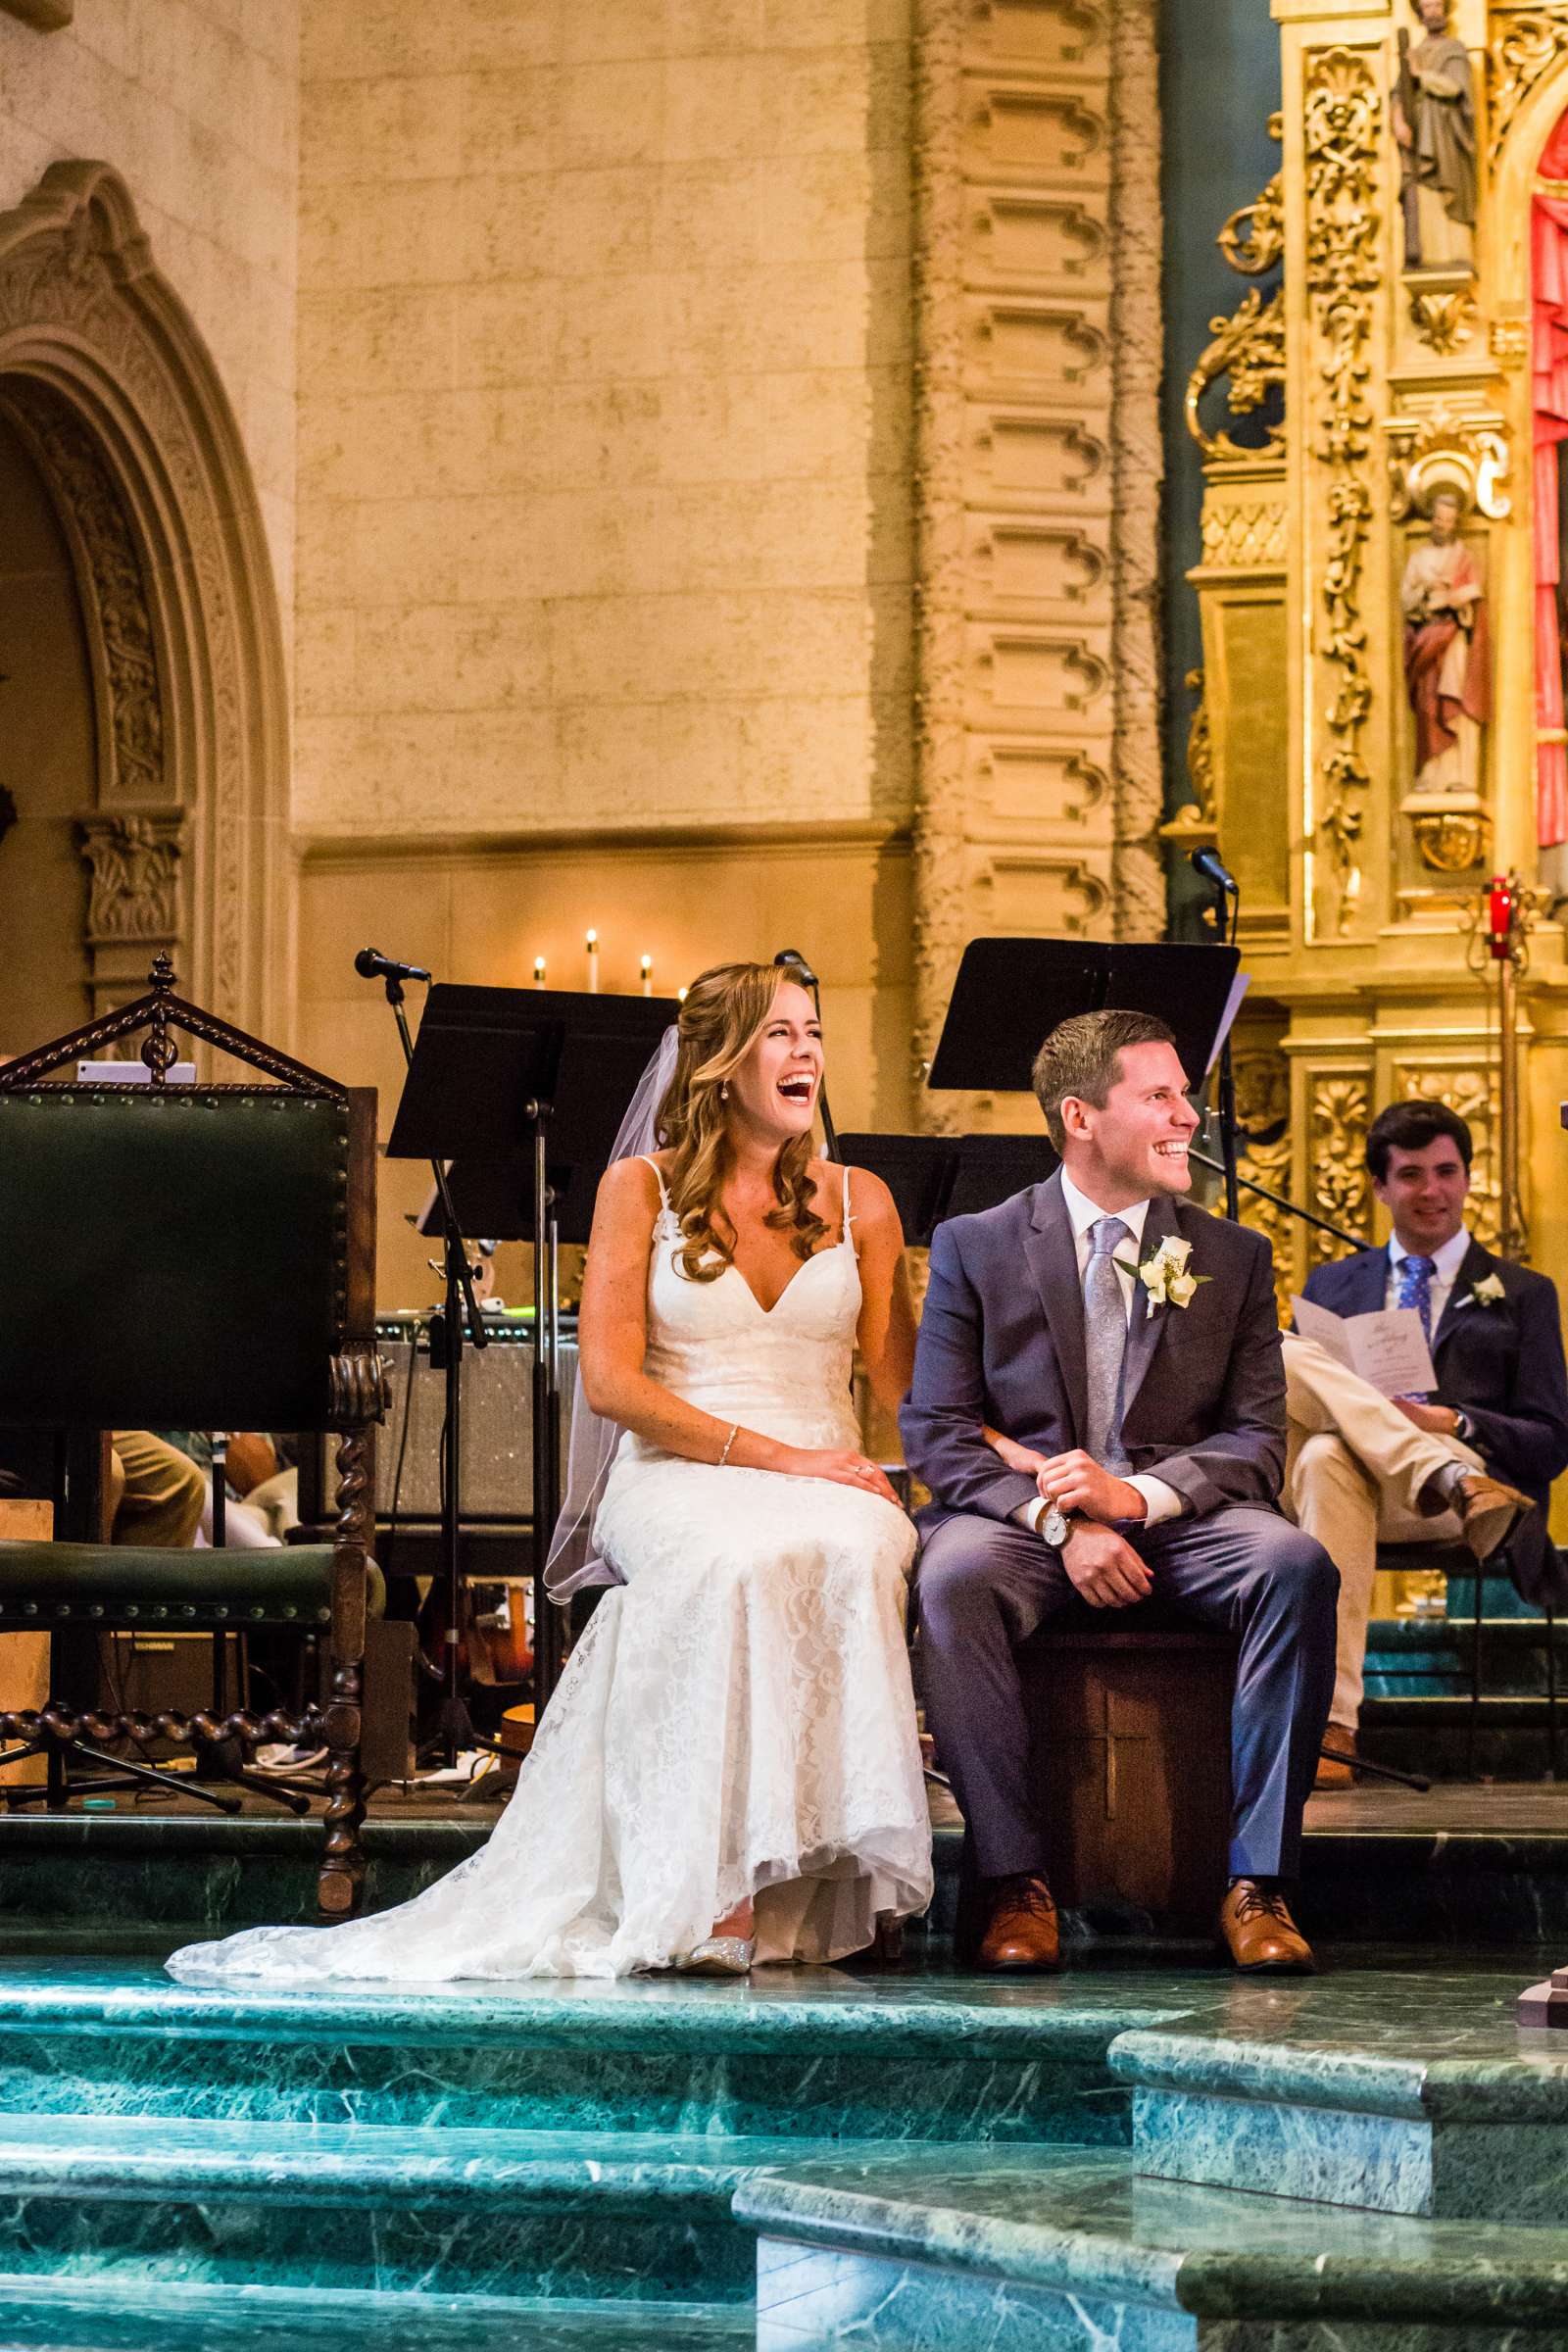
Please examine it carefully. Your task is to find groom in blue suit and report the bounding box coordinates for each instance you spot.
[902,1009,1337,1975]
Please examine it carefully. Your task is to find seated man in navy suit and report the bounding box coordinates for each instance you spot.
[903,1009,1338,1977]
[1289,1099,1568,1783]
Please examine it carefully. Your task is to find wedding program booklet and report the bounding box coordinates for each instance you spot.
[1290,1295,1438,1399]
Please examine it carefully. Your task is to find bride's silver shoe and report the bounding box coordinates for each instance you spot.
[678,1936,755,1975]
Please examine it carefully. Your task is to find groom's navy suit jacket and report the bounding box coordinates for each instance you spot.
[1301,1240,1568,1606]
[902,1171,1286,1528]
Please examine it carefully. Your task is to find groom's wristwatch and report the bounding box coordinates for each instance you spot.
[1040,1500,1073,1548]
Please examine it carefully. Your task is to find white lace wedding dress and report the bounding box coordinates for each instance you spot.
[167,1162,931,1983]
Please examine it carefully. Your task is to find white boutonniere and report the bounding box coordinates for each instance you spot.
[1117,1233,1210,1310]
[1471,1273,1505,1307]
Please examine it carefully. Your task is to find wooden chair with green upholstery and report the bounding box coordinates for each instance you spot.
[0,956,387,1918]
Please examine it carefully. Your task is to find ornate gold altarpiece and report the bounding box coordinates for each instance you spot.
[1187,0,1568,1290]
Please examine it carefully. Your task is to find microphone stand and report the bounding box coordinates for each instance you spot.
[368,961,491,1769]
[1207,874,1241,1223]
[774,948,840,1160]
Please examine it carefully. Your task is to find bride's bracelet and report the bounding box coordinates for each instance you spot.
[716,1423,739,1468]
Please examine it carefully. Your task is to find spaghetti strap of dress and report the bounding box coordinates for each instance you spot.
[841,1161,854,1240]
[640,1153,671,1209]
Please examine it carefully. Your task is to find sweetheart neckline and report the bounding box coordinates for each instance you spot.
[724,1240,853,1320]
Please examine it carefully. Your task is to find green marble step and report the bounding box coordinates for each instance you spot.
[1300,1826,1568,1946]
[1359,1692,1566,1782]
[0,2111,838,2302]
[0,2278,753,2351]
[0,1812,490,1935]
[741,2141,1568,2350]
[0,1956,1168,2144]
[1115,1958,1568,2223]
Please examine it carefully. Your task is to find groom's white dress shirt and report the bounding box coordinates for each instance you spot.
[1013,1169,1183,1538]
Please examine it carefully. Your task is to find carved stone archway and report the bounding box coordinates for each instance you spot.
[0,160,287,1032]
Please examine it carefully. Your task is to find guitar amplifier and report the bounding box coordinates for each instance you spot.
[372,1315,579,1521]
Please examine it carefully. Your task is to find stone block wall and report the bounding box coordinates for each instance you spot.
[0,0,300,614]
[294,1,914,841]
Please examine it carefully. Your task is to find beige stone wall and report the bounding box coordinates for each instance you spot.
[0,0,300,614]
[295,0,913,842]
[299,830,913,1306]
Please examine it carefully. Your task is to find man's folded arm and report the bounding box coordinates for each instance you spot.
[900,1222,1037,1520]
[1139,1233,1287,1520]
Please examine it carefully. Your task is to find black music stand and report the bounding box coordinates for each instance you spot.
[837,1133,1060,1245]
[389,986,678,1713]
[927,939,1244,1208]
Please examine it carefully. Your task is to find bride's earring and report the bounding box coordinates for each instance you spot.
[720,1083,730,1101]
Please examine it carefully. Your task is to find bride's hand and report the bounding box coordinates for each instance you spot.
[782,1447,901,1505]
[984,1426,1049,1478]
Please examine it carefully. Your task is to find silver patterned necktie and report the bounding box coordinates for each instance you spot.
[1084,1215,1133,1472]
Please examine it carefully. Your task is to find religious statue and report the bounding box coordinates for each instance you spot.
[1401,486,1490,796]
[1393,0,1476,271]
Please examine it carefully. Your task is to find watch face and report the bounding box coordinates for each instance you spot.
[1042,1503,1070,1548]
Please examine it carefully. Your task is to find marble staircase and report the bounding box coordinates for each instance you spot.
[0,1950,1560,2346]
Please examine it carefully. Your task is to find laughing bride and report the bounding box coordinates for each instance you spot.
[168,960,932,1983]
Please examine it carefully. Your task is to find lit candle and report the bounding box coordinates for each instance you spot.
[585,929,599,993]
[640,954,653,998]
[533,956,546,991]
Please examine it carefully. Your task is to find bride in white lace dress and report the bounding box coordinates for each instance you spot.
[168,962,931,1983]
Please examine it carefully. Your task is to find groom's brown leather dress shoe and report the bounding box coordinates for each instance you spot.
[977,1873,1060,1972]
[1219,1881,1316,1974]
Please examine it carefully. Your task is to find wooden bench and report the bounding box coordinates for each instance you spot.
[953,1605,1239,1951]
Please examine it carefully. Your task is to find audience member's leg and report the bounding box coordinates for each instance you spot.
[1284,1335,1472,1505]
[914,1513,1069,1880]
[108,1432,205,1548]
[1287,1429,1378,1735]
[1142,1508,1337,1880]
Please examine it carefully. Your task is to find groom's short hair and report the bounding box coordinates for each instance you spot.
[1031,1009,1178,1151]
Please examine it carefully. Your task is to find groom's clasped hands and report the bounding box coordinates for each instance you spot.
[997,1435,1154,1610]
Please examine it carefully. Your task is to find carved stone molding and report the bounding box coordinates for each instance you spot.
[0,162,287,1034]
[1490,7,1568,166]
[911,0,1163,1124]
[0,378,165,806]
[1200,499,1288,569]
[1384,408,1511,522]
[1105,0,1166,946]
[1159,666,1217,845]
[78,811,185,947]
[1410,808,1488,872]
[1233,1042,1293,1312]
[1408,281,1477,356]
[1307,1068,1373,1263]
[1185,287,1286,465]
[1396,1064,1501,1248]
[1303,47,1381,936]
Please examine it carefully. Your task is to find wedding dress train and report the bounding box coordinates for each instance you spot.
[167,1164,931,1983]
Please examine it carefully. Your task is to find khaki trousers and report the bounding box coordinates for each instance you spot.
[108,1431,205,1549]
[1281,1336,1482,1731]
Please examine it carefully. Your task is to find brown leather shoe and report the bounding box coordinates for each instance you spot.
[1455,1473,1533,1562]
[1314,1724,1358,1789]
[977,1873,1060,1973]
[1219,1881,1316,1974]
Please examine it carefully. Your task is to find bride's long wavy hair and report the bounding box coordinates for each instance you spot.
[655,961,829,1283]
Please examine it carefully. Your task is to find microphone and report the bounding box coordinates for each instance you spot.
[773,948,820,988]
[1190,847,1239,897]
[355,947,432,984]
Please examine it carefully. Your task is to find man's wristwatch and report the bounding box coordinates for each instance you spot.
[1041,1500,1073,1548]
[1452,1408,1473,1443]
